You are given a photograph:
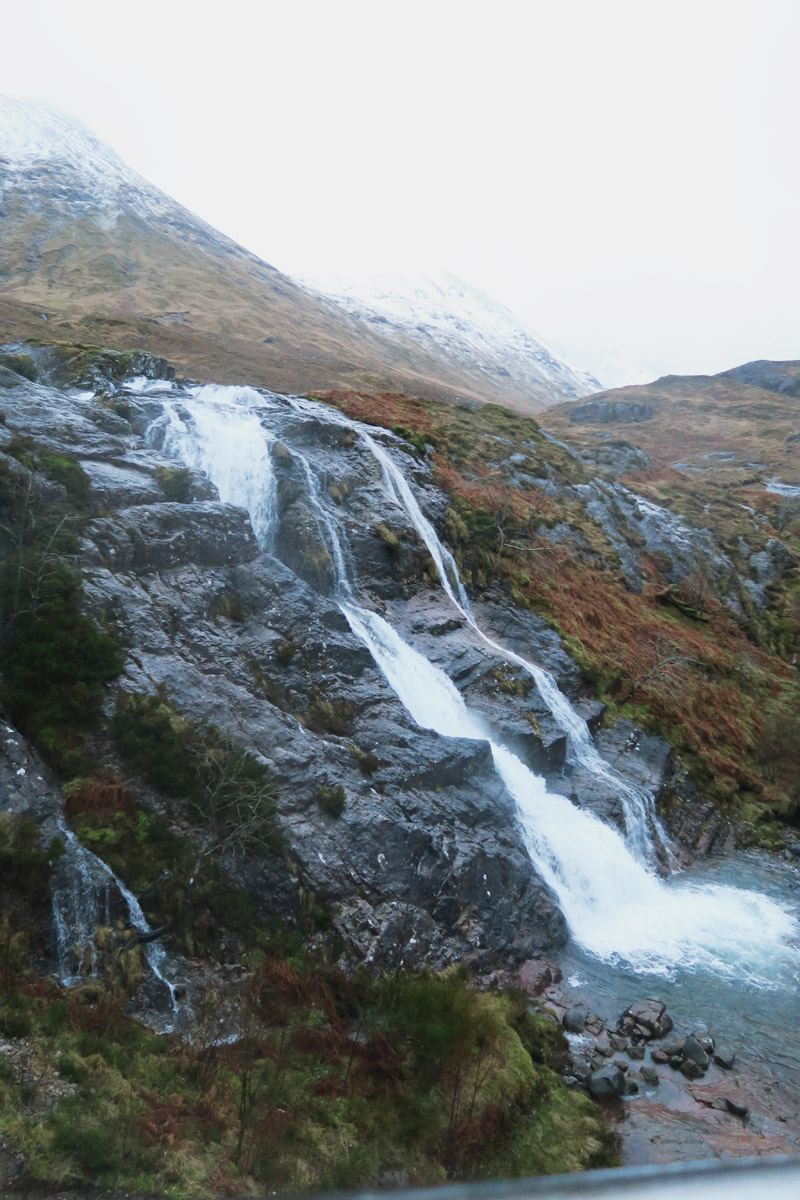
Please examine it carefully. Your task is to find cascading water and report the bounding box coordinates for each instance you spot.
[53,818,179,1011]
[360,429,665,861]
[148,383,798,985]
[151,385,279,550]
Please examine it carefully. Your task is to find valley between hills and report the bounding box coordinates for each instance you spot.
[0,96,799,1197]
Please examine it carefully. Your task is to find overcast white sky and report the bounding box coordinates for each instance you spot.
[3,0,799,386]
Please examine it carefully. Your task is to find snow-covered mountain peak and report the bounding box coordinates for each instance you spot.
[311,272,603,406]
[0,94,175,221]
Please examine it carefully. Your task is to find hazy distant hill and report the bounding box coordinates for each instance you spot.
[540,361,800,490]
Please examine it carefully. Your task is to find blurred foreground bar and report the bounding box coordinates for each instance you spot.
[321,1155,800,1200]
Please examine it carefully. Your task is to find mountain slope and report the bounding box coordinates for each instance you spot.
[312,274,602,409]
[0,96,594,412]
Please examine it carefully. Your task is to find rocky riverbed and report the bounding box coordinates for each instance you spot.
[505,850,800,1164]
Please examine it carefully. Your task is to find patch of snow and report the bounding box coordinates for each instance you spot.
[0,95,194,225]
[308,272,603,405]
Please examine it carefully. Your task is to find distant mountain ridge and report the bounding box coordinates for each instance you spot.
[311,274,602,408]
[540,359,800,489]
[0,96,598,412]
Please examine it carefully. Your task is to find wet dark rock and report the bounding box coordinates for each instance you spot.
[640,1065,660,1086]
[651,1050,669,1064]
[85,502,260,573]
[679,1059,706,1080]
[660,770,749,856]
[587,1065,626,1098]
[609,1033,628,1052]
[713,1046,736,1069]
[516,958,563,996]
[660,1035,685,1058]
[628,1044,645,1061]
[682,1036,710,1071]
[562,1007,587,1034]
[569,399,654,424]
[724,1098,750,1119]
[562,1075,580,1089]
[619,998,673,1041]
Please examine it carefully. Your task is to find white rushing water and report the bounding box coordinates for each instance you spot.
[150,384,799,985]
[152,385,279,550]
[54,818,179,1010]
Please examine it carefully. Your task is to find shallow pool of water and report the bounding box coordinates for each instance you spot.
[558,852,800,1083]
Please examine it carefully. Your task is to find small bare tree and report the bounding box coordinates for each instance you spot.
[185,727,278,882]
[619,634,695,704]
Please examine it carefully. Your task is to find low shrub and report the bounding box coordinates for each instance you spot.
[314,783,345,818]
[155,466,192,502]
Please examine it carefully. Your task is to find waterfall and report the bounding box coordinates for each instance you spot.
[149,384,798,983]
[53,818,178,1011]
[360,430,665,861]
[150,385,279,550]
[341,605,796,982]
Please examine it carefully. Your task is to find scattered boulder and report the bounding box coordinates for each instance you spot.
[618,998,673,1041]
[628,1044,645,1061]
[609,1033,628,1052]
[713,1046,736,1070]
[693,1032,715,1055]
[710,1095,749,1119]
[517,958,563,996]
[682,1036,710,1071]
[640,1065,660,1086]
[587,1065,626,1098]
[679,1059,705,1080]
[562,1007,587,1034]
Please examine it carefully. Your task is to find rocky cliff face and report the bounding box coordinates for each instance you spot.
[1,345,789,1008]
[0,358,587,978]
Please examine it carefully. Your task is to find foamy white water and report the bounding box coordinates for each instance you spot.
[361,427,666,860]
[54,818,178,1010]
[150,385,278,550]
[342,605,797,983]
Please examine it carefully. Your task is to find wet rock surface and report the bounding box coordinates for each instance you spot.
[536,967,800,1165]
[1,373,587,972]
